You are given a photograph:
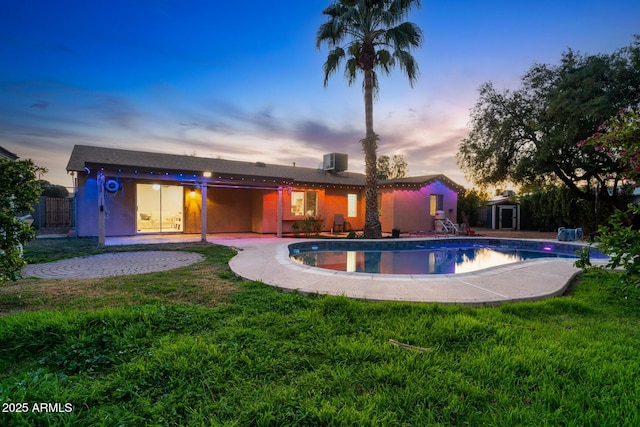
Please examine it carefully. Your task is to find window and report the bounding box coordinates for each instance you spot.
[291,191,318,216]
[291,192,304,216]
[347,194,357,217]
[306,192,317,216]
[429,194,444,216]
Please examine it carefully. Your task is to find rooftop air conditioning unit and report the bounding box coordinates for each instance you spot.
[323,153,348,172]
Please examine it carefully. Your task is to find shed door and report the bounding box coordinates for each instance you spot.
[498,206,516,229]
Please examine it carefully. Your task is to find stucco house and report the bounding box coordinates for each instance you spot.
[66,145,463,239]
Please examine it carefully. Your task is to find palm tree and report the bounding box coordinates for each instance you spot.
[316,0,422,238]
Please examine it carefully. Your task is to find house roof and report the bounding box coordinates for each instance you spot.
[379,175,465,193]
[67,144,464,191]
[486,196,519,206]
[0,146,18,160]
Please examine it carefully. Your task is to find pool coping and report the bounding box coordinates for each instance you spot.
[228,237,600,306]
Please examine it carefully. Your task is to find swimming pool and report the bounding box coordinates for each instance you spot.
[289,238,607,275]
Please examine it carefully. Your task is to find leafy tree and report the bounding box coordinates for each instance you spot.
[595,204,640,276]
[518,185,602,233]
[576,107,640,285]
[1,159,45,284]
[457,188,488,227]
[457,36,640,210]
[39,180,70,198]
[579,107,640,182]
[577,203,640,289]
[377,154,408,180]
[317,0,422,238]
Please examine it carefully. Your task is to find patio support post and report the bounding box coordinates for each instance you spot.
[200,183,207,242]
[97,173,105,247]
[98,203,105,247]
[277,187,283,238]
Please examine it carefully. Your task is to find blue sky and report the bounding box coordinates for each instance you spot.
[1,0,638,188]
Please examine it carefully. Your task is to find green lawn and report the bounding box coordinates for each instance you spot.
[1,238,639,426]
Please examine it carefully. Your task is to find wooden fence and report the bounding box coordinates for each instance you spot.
[32,197,74,229]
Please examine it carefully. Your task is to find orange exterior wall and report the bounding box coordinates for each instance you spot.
[208,188,252,232]
[322,188,365,231]
[251,190,278,233]
[280,187,366,233]
[378,189,395,233]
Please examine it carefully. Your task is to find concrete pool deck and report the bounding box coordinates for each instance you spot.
[226,237,592,306]
[31,233,593,306]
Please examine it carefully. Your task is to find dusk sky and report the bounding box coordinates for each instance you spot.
[2,1,638,189]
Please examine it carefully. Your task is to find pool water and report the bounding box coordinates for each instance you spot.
[288,239,605,275]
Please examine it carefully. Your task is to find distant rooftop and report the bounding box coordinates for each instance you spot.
[0,146,18,161]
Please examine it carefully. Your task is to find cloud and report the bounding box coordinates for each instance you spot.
[7,118,85,144]
[404,135,463,162]
[192,100,363,153]
[30,100,49,109]
[84,95,142,131]
[158,98,470,178]
[1,86,471,187]
[291,119,362,151]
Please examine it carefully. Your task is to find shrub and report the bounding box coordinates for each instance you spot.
[294,216,324,237]
[577,203,640,288]
[518,185,603,233]
[597,204,640,275]
[291,221,300,237]
[1,159,45,285]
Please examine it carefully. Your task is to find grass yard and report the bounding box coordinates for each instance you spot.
[1,238,639,426]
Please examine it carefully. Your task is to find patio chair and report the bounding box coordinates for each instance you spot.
[333,214,351,232]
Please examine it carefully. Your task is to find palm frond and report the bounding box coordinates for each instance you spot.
[376,49,394,75]
[385,22,423,50]
[345,57,360,86]
[322,1,348,19]
[345,41,360,58]
[388,0,422,20]
[394,49,420,86]
[323,47,346,87]
[316,2,353,48]
[316,18,348,48]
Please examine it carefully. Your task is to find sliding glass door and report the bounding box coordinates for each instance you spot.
[136,184,183,233]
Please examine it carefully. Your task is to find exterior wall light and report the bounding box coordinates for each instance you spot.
[203,171,212,178]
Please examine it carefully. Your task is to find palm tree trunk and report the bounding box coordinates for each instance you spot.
[362,67,382,239]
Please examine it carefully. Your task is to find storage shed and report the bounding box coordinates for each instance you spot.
[484,196,520,230]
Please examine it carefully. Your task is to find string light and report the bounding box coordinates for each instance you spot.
[83,165,463,193]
